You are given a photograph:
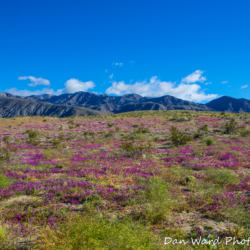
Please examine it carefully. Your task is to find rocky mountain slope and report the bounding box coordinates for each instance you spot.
[0,96,104,118]
[1,92,250,116]
[206,96,250,113]
[0,92,213,113]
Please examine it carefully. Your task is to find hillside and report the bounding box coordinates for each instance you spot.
[0,96,104,117]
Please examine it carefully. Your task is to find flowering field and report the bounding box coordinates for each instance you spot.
[1,111,250,249]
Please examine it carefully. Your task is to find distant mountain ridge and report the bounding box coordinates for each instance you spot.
[0,96,104,118]
[0,92,250,117]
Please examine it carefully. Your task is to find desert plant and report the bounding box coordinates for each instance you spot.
[38,214,162,250]
[199,124,209,132]
[209,169,239,186]
[120,140,152,157]
[0,148,11,161]
[239,126,250,137]
[25,130,40,146]
[224,119,237,134]
[205,138,214,146]
[169,126,192,147]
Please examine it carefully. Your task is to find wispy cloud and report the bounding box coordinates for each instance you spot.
[113,62,123,66]
[221,81,228,84]
[205,82,212,85]
[241,84,248,89]
[109,73,114,79]
[18,76,50,87]
[106,74,217,102]
[6,87,61,96]
[181,70,206,84]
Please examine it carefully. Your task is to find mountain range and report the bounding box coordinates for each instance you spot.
[0,92,250,117]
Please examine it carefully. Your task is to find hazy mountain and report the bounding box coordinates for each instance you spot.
[206,96,250,113]
[0,97,104,118]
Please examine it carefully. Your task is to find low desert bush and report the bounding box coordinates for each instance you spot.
[205,138,214,146]
[224,119,237,134]
[208,169,239,186]
[169,126,192,147]
[120,140,152,157]
[0,148,11,161]
[38,215,162,250]
[0,175,10,189]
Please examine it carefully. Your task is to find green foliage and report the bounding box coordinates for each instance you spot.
[58,133,64,141]
[107,123,114,128]
[0,225,6,243]
[2,136,9,142]
[120,140,152,157]
[239,126,250,137]
[132,177,172,224]
[104,131,114,138]
[38,215,162,250]
[51,138,61,147]
[0,175,10,189]
[205,138,214,146]
[208,169,239,186]
[185,176,196,183]
[0,148,11,161]
[199,124,209,132]
[224,119,237,134]
[169,126,192,147]
[44,152,53,159]
[133,126,150,134]
[83,131,95,136]
[25,129,40,146]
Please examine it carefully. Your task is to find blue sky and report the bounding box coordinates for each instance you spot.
[1,0,250,103]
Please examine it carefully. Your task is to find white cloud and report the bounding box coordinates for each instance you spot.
[18,76,50,87]
[109,73,114,79]
[205,82,212,85]
[5,78,95,96]
[106,75,217,102]
[63,78,95,93]
[113,62,123,66]
[241,84,248,89]
[181,70,206,84]
[6,87,62,96]
[221,81,228,84]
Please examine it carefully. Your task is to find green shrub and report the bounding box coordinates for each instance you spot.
[199,124,209,132]
[209,169,239,186]
[51,138,61,147]
[0,175,9,189]
[185,176,196,183]
[0,148,10,161]
[134,127,150,134]
[107,123,114,128]
[120,140,152,157]
[38,215,162,250]
[0,225,6,243]
[2,136,9,142]
[205,138,214,146]
[224,120,237,134]
[239,126,250,137]
[25,130,40,146]
[44,152,53,159]
[169,126,192,147]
